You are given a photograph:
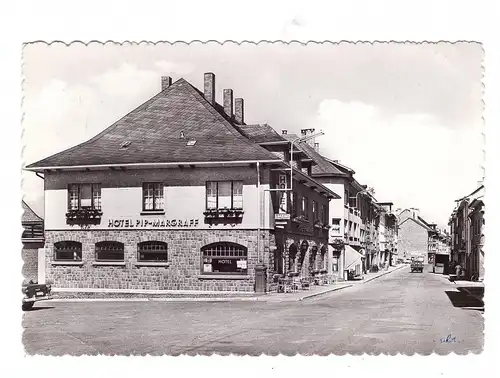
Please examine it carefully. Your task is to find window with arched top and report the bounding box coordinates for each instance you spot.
[96,241,124,261]
[201,242,247,275]
[54,241,82,261]
[137,241,168,262]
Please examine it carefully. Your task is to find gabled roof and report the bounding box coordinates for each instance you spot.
[297,141,348,177]
[22,201,43,223]
[26,79,281,171]
[236,124,286,144]
[399,216,432,231]
[323,157,356,175]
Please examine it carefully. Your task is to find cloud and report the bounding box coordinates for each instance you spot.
[310,99,483,227]
[154,60,195,75]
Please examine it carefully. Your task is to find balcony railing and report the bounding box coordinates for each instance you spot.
[22,223,44,240]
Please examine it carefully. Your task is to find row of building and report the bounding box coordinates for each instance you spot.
[23,72,422,293]
[448,185,485,281]
[396,207,451,270]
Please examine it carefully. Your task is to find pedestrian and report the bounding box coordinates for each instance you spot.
[455,263,462,280]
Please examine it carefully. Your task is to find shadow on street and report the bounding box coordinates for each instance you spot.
[445,287,484,311]
[24,306,55,312]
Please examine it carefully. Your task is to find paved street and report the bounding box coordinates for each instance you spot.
[23,266,484,355]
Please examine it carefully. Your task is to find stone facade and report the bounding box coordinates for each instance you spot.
[45,229,274,292]
[22,242,43,282]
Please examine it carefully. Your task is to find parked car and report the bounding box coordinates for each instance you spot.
[410,260,424,273]
[22,280,52,311]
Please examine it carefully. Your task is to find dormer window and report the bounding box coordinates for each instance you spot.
[120,141,131,149]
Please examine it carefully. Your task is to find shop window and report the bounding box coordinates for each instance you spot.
[201,242,248,275]
[137,241,168,262]
[68,184,101,210]
[206,181,243,210]
[54,241,82,261]
[96,241,124,261]
[142,183,164,211]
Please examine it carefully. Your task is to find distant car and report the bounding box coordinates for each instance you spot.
[22,280,52,311]
[410,260,424,273]
[404,259,412,264]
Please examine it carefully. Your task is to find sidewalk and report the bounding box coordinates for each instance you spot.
[50,265,405,303]
[350,263,407,285]
[51,282,354,303]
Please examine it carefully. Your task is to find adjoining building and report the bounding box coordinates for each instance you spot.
[22,200,44,282]
[449,185,484,281]
[25,73,339,293]
[280,130,397,279]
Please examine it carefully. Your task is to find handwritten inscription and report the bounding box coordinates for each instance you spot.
[440,334,458,343]
[108,218,200,228]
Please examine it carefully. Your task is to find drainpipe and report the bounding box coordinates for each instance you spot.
[257,161,261,263]
[255,161,267,293]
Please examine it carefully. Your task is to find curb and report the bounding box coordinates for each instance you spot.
[298,284,353,301]
[363,264,406,284]
[49,297,263,303]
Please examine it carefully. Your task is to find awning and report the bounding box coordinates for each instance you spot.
[344,245,364,270]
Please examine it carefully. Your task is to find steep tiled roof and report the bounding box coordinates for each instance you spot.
[279,135,347,177]
[22,201,43,223]
[26,79,280,170]
[296,142,347,177]
[399,217,432,231]
[236,124,286,143]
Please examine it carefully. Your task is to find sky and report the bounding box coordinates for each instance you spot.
[21,42,484,228]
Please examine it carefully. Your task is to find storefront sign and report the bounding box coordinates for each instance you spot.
[278,174,288,213]
[107,218,200,228]
[275,213,291,220]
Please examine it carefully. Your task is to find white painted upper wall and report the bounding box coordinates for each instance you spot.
[43,166,274,231]
[45,184,272,230]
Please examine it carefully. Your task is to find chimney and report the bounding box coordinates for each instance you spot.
[314,142,320,152]
[282,129,288,135]
[300,128,316,146]
[161,76,172,91]
[204,73,215,105]
[223,89,233,119]
[235,98,244,124]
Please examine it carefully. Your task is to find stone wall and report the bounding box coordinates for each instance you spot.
[22,242,43,282]
[45,229,273,292]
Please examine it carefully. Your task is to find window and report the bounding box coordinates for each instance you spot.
[68,184,101,210]
[206,181,243,210]
[54,241,82,261]
[142,183,164,211]
[344,190,349,206]
[96,241,124,261]
[301,196,309,219]
[292,192,298,217]
[201,242,248,275]
[332,256,339,272]
[137,241,168,262]
[312,200,318,221]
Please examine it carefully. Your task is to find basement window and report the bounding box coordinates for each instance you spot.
[186,139,197,146]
